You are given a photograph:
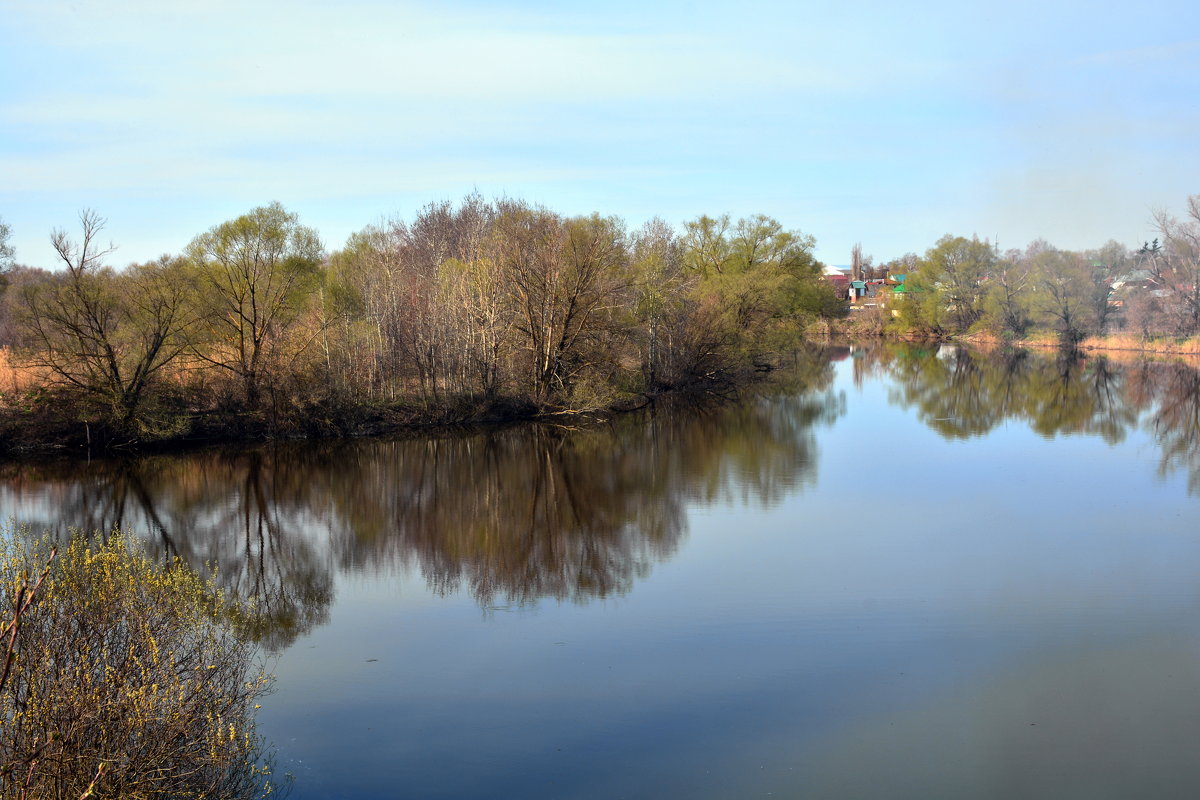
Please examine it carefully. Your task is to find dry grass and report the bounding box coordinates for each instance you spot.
[0,348,47,394]
[1023,332,1062,348]
[1078,333,1200,355]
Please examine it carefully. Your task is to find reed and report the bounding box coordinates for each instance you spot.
[0,348,44,394]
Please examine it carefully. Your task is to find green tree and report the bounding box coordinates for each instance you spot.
[904,235,996,333]
[681,214,823,308]
[981,251,1033,337]
[679,214,832,362]
[1031,248,1101,345]
[186,202,325,408]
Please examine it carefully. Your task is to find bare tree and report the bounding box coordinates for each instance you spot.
[16,211,191,430]
[493,203,631,405]
[0,217,14,276]
[1143,196,1200,334]
[630,218,689,387]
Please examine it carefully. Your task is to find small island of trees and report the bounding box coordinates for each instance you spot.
[1,192,1198,454]
[0,197,842,453]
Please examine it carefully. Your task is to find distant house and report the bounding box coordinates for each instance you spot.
[882,277,920,316]
[822,264,850,280]
[821,264,850,299]
[1110,269,1155,292]
[1109,269,1159,309]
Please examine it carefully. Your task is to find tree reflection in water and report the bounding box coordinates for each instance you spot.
[7,344,1198,646]
[878,345,1136,441]
[0,346,842,644]
[0,450,336,651]
[1144,362,1200,495]
[873,343,1200,491]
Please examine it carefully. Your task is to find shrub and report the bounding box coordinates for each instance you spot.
[0,530,278,800]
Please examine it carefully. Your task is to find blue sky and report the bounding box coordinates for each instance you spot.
[2,0,1197,268]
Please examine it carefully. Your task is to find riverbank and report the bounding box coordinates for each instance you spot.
[0,365,773,460]
[0,390,591,459]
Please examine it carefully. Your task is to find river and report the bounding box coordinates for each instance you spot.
[3,343,1200,799]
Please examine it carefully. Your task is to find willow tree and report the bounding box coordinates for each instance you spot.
[1,532,277,800]
[186,203,324,409]
[903,235,996,334]
[981,252,1034,337]
[679,213,829,365]
[1032,248,1101,345]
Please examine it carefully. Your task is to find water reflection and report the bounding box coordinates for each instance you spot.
[348,390,840,607]
[6,343,1200,652]
[874,345,1135,442]
[0,348,842,645]
[1145,362,1200,495]
[871,345,1200,494]
[0,450,337,651]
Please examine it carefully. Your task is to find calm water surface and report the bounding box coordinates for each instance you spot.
[4,344,1200,799]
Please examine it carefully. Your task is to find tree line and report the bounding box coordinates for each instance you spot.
[0,197,842,448]
[882,194,1200,344]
